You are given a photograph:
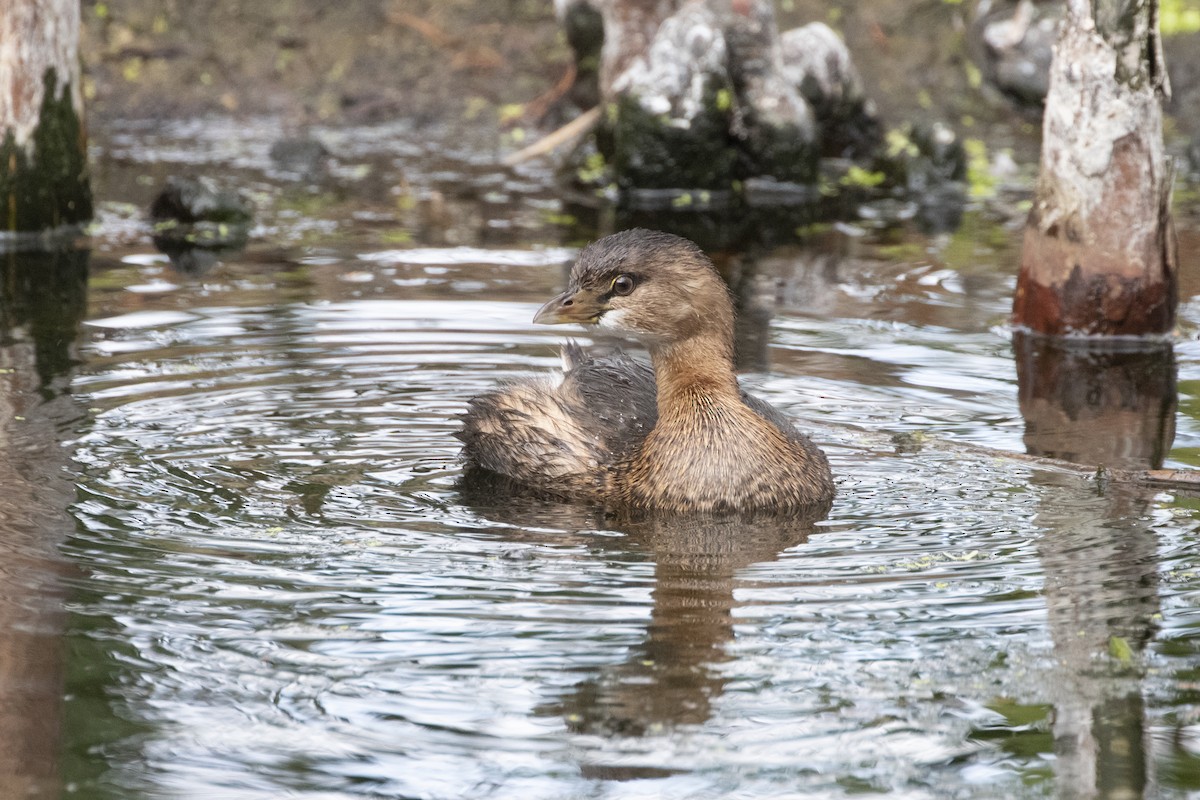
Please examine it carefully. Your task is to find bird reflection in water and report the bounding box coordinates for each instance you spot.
[458,473,828,748]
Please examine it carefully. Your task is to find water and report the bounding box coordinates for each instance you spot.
[3,120,1200,798]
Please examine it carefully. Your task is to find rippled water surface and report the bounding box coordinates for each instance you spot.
[4,121,1200,798]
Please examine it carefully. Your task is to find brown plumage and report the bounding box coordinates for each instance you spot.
[456,228,834,513]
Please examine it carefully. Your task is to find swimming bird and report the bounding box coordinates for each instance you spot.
[457,228,834,513]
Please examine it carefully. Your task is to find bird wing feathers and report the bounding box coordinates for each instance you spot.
[457,347,657,499]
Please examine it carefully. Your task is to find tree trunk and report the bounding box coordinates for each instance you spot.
[1012,0,1176,336]
[588,0,681,99]
[0,0,92,237]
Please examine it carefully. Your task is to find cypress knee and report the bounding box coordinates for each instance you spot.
[1013,0,1177,336]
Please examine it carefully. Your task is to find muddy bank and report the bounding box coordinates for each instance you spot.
[78,1,1200,160]
[79,0,566,136]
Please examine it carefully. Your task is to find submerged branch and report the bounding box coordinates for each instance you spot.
[919,434,1200,495]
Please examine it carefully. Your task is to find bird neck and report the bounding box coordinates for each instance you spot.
[650,333,740,418]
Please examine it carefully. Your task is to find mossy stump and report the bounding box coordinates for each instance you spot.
[1,69,92,238]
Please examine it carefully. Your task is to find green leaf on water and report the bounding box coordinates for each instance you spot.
[1108,635,1134,665]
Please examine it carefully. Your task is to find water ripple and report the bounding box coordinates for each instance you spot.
[61,288,1200,799]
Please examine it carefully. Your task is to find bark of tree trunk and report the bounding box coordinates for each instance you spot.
[592,0,682,99]
[1012,0,1177,336]
[0,0,92,237]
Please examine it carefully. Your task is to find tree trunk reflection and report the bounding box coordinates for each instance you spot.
[0,247,87,797]
[1017,329,1171,797]
[1034,478,1159,799]
[1014,332,1176,470]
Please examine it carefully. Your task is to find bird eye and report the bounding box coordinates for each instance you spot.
[611,274,636,296]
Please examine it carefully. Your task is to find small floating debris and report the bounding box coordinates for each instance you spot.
[125,279,181,294]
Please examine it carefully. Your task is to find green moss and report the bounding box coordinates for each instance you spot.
[671,192,694,208]
[876,242,925,261]
[885,128,919,160]
[1108,635,1135,666]
[964,61,983,89]
[840,165,886,188]
[938,211,1014,270]
[540,211,577,226]
[963,137,996,199]
[1,68,93,234]
[739,120,818,184]
[576,151,608,185]
[611,79,737,191]
[1174,180,1200,207]
[276,189,342,216]
[793,222,833,238]
[874,122,967,194]
[378,228,413,244]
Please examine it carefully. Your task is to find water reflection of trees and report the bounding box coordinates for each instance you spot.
[0,247,88,797]
[1014,332,1176,798]
[1014,333,1176,470]
[1030,477,1159,799]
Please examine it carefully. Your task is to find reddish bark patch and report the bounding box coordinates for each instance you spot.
[1014,222,1176,336]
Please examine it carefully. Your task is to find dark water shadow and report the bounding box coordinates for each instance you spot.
[543,510,826,740]
[152,231,249,277]
[0,247,89,797]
